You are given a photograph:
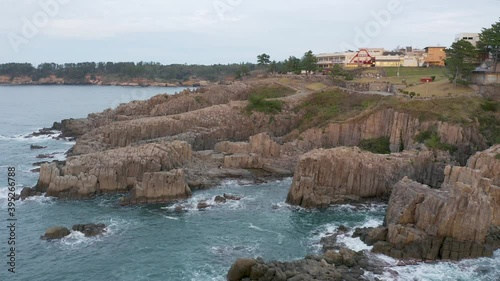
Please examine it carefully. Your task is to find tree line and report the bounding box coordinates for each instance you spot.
[0,61,258,83]
[255,50,319,75]
[0,49,322,83]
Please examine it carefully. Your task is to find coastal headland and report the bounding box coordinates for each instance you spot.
[21,72,500,280]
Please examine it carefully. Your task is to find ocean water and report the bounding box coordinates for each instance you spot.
[0,85,498,281]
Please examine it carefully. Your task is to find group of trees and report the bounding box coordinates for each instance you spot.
[256,50,319,75]
[0,50,322,83]
[446,18,500,85]
[0,61,258,83]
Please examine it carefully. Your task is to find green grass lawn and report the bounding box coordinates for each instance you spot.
[352,67,447,85]
[383,67,447,84]
[384,67,446,78]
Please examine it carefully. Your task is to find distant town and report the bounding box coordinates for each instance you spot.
[316,33,479,68]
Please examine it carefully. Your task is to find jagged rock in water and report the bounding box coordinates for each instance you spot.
[226,247,379,281]
[40,226,70,240]
[72,224,106,237]
[374,146,500,260]
[214,195,227,203]
[286,147,452,208]
[197,201,210,209]
[30,145,47,150]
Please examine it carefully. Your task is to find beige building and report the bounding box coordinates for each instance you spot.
[374,55,402,67]
[455,33,480,46]
[317,52,357,68]
[402,49,426,67]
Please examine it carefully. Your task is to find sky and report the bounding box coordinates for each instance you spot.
[0,0,499,65]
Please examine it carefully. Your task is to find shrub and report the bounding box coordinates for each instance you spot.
[478,114,500,145]
[359,137,391,154]
[345,73,354,81]
[431,76,436,81]
[251,84,293,99]
[496,153,500,160]
[481,100,498,112]
[246,95,283,114]
[415,130,457,152]
[415,130,433,143]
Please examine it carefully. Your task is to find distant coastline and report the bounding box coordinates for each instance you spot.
[0,75,208,87]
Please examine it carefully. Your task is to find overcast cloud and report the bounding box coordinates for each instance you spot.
[0,0,498,64]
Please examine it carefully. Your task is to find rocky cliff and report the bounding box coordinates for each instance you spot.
[295,109,486,164]
[70,98,300,155]
[371,145,500,260]
[286,147,452,208]
[27,81,494,207]
[57,82,279,139]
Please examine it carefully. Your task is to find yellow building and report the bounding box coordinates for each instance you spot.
[424,47,446,66]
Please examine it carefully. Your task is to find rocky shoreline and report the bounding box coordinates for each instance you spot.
[20,78,500,279]
[0,75,208,87]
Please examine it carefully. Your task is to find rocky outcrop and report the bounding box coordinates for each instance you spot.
[71,224,107,237]
[226,247,386,281]
[59,118,90,138]
[295,109,486,164]
[217,133,283,170]
[467,145,500,186]
[71,99,300,155]
[25,141,192,200]
[372,147,500,260]
[54,82,290,142]
[40,226,71,240]
[121,169,192,205]
[41,224,107,240]
[181,133,296,189]
[30,145,47,150]
[286,147,452,208]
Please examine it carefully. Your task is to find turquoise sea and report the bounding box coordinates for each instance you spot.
[0,85,498,281]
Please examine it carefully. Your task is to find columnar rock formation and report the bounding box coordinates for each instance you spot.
[23,141,192,200]
[122,169,192,205]
[467,145,500,186]
[57,83,257,138]
[295,109,486,164]
[371,145,500,260]
[215,133,282,170]
[286,147,452,208]
[70,100,300,155]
